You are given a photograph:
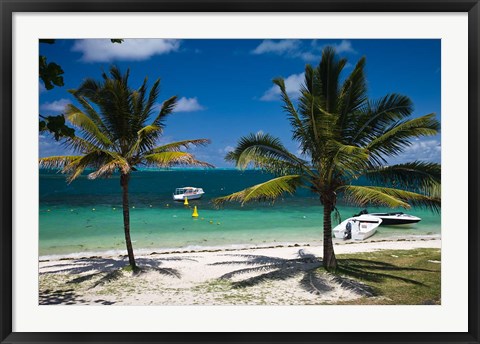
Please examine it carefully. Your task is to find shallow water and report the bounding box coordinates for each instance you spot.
[39,169,441,257]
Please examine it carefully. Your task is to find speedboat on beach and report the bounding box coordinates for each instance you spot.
[333,215,382,241]
[354,209,421,225]
[173,187,205,201]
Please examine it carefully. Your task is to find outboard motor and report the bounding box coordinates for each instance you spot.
[344,221,352,240]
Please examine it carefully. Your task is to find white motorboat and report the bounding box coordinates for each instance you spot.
[333,215,382,241]
[354,209,421,225]
[173,187,205,201]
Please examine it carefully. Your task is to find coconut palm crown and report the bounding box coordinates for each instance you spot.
[39,66,213,268]
[214,47,441,271]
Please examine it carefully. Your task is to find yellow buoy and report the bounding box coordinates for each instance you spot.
[184,197,189,205]
[192,206,199,217]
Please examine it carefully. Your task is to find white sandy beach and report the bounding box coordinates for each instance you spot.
[39,236,441,306]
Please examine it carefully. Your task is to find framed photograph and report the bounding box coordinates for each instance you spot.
[1,1,478,343]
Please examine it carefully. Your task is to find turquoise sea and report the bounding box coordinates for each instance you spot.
[39,169,441,257]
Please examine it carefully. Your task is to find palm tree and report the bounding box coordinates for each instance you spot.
[39,66,213,269]
[214,47,441,271]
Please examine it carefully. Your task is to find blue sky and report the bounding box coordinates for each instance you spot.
[39,39,441,167]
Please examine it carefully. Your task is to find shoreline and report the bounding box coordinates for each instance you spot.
[39,233,441,262]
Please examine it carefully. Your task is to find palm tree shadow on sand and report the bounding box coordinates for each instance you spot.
[335,258,434,286]
[38,288,115,305]
[39,256,197,304]
[210,249,435,298]
[41,256,198,282]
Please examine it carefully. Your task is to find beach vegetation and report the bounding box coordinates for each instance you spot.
[39,66,213,269]
[334,248,441,305]
[214,47,441,271]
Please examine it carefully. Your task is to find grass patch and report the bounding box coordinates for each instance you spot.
[193,279,266,304]
[334,248,441,305]
[122,265,142,274]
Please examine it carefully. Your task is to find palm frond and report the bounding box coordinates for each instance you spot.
[273,78,303,131]
[150,139,211,153]
[273,77,316,157]
[126,124,163,158]
[65,104,113,147]
[141,79,160,121]
[143,152,214,168]
[213,175,304,206]
[150,96,178,128]
[73,78,102,100]
[317,47,346,113]
[226,132,309,175]
[341,185,440,212]
[351,94,414,146]
[39,156,82,169]
[298,65,325,156]
[327,140,370,177]
[67,90,109,134]
[338,56,367,117]
[366,114,440,165]
[62,136,103,154]
[62,152,105,183]
[242,155,307,176]
[87,156,131,179]
[363,161,441,195]
[56,150,129,183]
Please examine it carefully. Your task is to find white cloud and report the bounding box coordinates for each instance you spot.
[39,81,46,93]
[260,73,304,101]
[40,98,70,113]
[298,51,320,62]
[72,39,180,62]
[220,145,235,154]
[388,138,441,165]
[252,39,301,55]
[403,139,441,156]
[173,97,205,112]
[312,39,357,54]
[252,39,355,62]
[39,133,75,158]
[331,40,357,54]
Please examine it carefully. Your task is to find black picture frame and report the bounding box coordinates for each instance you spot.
[1,1,479,343]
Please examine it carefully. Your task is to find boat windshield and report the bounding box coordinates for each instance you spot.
[174,188,198,195]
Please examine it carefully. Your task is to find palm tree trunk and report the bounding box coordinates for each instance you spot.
[120,173,136,268]
[323,200,337,271]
